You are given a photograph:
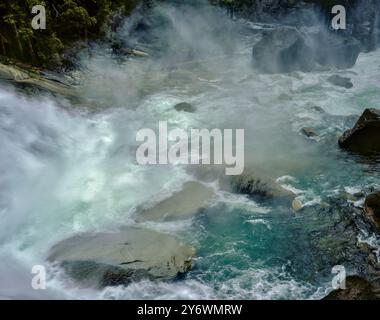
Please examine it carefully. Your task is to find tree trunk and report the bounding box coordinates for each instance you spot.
[28,37,35,62]
[0,34,6,56]
[84,26,88,44]
[13,23,23,56]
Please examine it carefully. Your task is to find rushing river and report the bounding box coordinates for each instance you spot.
[0,3,380,299]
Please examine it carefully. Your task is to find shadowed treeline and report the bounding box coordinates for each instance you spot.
[0,0,143,67]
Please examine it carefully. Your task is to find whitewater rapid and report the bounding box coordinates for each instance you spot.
[1,4,380,299]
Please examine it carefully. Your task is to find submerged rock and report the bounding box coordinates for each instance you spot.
[323,276,378,300]
[174,102,197,113]
[222,169,295,203]
[339,108,380,155]
[364,191,380,232]
[138,181,214,222]
[327,75,353,89]
[48,227,195,288]
[310,105,327,114]
[301,127,318,138]
[252,27,315,73]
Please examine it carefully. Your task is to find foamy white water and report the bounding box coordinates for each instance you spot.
[0,3,380,300]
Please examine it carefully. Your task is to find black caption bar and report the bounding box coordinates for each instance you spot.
[0,300,374,319]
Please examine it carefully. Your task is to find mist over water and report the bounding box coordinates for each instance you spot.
[0,1,380,299]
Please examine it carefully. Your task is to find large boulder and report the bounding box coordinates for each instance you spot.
[339,108,380,155]
[252,27,315,73]
[364,191,380,232]
[47,227,195,288]
[221,169,295,204]
[138,181,214,222]
[323,276,378,300]
[311,32,361,69]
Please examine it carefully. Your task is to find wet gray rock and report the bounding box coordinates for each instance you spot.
[138,181,214,222]
[327,75,353,89]
[301,127,318,138]
[60,261,155,288]
[48,227,195,288]
[364,191,380,232]
[323,276,378,300]
[339,108,380,155]
[222,169,295,203]
[174,102,197,113]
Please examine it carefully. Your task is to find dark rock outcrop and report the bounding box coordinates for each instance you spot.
[252,27,315,73]
[252,27,361,73]
[311,32,361,70]
[174,102,197,113]
[364,191,380,232]
[339,108,380,155]
[323,276,378,300]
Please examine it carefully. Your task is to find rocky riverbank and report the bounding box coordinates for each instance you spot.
[0,61,75,98]
[316,107,380,300]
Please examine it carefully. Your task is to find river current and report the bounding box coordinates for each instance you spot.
[0,3,379,299]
